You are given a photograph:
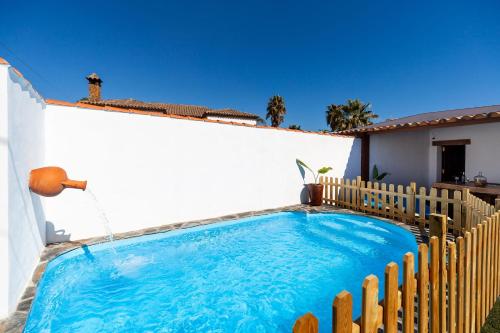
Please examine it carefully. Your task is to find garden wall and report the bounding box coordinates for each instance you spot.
[43,103,360,242]
[0,63,46,317]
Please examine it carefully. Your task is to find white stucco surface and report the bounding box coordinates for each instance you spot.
[205,115,257,125]
[369,129,430,187]
[43,104,360,242]
[0,65,46,317]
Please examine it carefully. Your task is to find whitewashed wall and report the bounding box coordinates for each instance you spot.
[205,115,257,125]
[429,123,500,184]
[43,104,360,242]
[369,129,430,187]
[0,64,46,317]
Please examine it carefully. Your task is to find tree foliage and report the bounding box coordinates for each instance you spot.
[326,99,378,132]
[266,95,287,127]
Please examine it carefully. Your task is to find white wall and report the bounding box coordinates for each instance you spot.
[205,115,257,125]
[43,104,360,241]
[370,129,430,187]
[0,64,46,317]
[429,123,500,184]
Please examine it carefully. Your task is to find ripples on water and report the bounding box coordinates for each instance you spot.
[25,212,417,333]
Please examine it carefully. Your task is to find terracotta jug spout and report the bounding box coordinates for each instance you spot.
[29,167,87,197]
[61,179,88,191]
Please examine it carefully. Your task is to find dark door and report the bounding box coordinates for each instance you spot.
[441,145,465,182]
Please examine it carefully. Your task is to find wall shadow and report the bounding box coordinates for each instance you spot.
[30,193,47,243]
[46,221,71,243]
[295,159,310,204]
[343,138,361,179]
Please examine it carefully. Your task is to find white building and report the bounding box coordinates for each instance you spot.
[340,105,500,188]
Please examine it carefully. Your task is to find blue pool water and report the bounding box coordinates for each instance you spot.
[25,212,417,333]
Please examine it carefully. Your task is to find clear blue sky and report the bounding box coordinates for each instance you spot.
[1,0,499,130]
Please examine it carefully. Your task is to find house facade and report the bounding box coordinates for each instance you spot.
[341,105,500,188]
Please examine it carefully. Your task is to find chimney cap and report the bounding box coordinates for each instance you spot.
[86,73,102,83]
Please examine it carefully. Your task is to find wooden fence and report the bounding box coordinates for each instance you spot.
[292,178,500,333]
[319,176,497,235]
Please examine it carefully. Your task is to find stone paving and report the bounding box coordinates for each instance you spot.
[0,204,430,333]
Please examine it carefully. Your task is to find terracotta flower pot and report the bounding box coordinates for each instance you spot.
[307,183,324,206]
[29,167,87,197]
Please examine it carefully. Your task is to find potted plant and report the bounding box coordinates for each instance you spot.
[372,165,390,181]
[296,159,332,206]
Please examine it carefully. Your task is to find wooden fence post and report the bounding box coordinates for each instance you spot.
[430,237,440,333]
[418,244,429,333]
[481,222,487,325]
[419,187,427,229]
[456,237,464,333]
[403,253,415,333]
[356,176,362,210]
[384,263,398,333]
[361,275,380,333]
[332,291,357,333]
[448,242,456,333]
[407,185,416,224]
[293,313,319,333]
[470,229,477,333]
[453,190,462,236]
[495,198,500,212]
[462,189,470,231]
[475,225,483,333]
[429,213,447,243]
[429,213,447,332]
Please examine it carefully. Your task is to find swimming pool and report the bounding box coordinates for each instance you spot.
[24,212,417,332]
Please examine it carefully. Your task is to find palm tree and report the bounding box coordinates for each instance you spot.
[342,99,378,130]
[326,104,346,132]
[266,95,286,127]
[325,99,378,132]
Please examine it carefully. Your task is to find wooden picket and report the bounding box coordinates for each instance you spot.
[296,177,500,333]
[320,177,468,234]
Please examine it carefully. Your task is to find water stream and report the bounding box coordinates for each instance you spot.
[86,188,116,252]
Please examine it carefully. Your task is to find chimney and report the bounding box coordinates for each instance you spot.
[86,73,102,101]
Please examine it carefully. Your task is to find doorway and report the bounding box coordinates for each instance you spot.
[441,145,465,182]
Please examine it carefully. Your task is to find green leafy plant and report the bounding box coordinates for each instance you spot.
[372,164,390,181]
[296,159,332,184]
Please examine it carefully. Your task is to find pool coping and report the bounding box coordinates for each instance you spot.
[0,204,428,333]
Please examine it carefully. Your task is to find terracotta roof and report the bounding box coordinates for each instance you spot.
[46,99,352,138]
[339,104,500,135]
[80,98,259,120]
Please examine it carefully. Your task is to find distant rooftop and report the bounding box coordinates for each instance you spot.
[80,72,259,121]
[339,104,500,135]
[81,98,260,120]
